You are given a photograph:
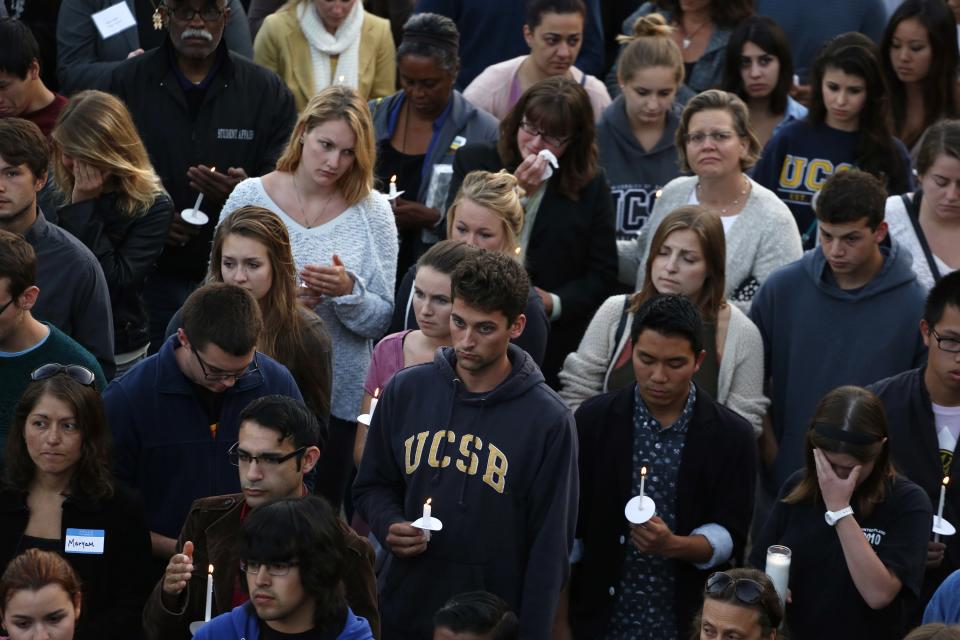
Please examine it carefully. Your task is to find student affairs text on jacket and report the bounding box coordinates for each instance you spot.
[108,40,296,283]
[353,344,578,640]
[194,603,373,639]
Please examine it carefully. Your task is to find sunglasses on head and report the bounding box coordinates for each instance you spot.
[705,572,781,627]
[30,363,97,387]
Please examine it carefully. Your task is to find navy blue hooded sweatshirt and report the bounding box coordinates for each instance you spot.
[353,344,578,640]
[597,96,682,241]
[749,241,927,491]
[193,604,372,639]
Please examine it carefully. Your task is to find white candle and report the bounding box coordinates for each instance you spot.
[191,166,215,216]
[369,388,380,416]
[423,498,432,541]
[765,545,791,605]
[640,466,647,499]
[936,477,950,542]
[204,564,214,621]
[389,175,398,198]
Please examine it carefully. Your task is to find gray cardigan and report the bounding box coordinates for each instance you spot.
[57,0,254,95]
[617,175,803,312]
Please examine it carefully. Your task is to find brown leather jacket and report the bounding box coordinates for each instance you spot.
[142,493,380,639]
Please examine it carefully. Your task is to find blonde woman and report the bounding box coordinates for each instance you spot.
[253,0,396,111]
[221,85,396,511]
[51,90,172,374]
[389,170,549,365]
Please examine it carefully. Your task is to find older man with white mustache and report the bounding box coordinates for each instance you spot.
[105,0,297,381]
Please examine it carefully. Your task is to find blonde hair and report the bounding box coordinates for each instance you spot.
[616,14,684,87]
[446,170,525,258]
[675,89,761,173]
[51,90,164,217]
[275,86,375,207]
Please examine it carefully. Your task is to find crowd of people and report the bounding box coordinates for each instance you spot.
[4,0,960,638]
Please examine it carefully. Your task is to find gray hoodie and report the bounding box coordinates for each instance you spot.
[597,95,682,240]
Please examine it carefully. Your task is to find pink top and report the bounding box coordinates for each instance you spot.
[363,330,412,396]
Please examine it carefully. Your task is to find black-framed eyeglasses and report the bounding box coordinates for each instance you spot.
[239,560,299,576]
[0,297,14,316]
[192,348,259,382]
[227,442,306,467]
[30,363,96,387]
[162,3,224,21]
[684,130,738,146]
[519,120,570,148]
[931,329,960,353]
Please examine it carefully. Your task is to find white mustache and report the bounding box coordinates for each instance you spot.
[181,28,213,41]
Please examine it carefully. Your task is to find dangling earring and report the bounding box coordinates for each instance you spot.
[152,2,164,30]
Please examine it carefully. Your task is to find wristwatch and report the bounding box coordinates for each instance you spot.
[825,506,854,526]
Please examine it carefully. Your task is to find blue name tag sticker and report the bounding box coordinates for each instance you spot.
[64,528,105,554]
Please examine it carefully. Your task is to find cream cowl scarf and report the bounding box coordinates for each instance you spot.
[297,0,364,93]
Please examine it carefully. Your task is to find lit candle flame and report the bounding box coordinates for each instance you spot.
[946,477,951,487]
[208,564,214,574]
[641,466,647,476]
[210,166,216,173]
[390,175,397,184]
[426,498,432,506]
[374,387,380,399]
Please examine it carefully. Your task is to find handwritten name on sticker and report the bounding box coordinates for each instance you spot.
[64,528,106,555]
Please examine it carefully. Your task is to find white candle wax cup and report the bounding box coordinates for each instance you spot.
[357,388,380,427]
[935,477,953,542]
[765,546,791,605]
[412,498,443,541]
[386,175,405,200]
[182,166,216,226]
[203,564,214,621]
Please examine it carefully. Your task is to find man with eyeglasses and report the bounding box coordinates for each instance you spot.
[869,270,960,614]
[749,170,926,542]
[106,0,295,358]
[0,229,105,457]
[104,282,302,562]
[693,570,782,640]
[142,395,378,640]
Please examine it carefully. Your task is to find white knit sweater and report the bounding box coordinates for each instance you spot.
[884,194,956,291]
[558,294,769,435]
[617,175,803,312]
[221,177,398,420]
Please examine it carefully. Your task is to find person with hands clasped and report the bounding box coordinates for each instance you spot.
[750,386,932,640]
[222,85,397,512]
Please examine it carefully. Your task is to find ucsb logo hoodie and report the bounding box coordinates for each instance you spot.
[353,344,578,640]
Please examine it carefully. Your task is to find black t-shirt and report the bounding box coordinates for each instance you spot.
[750,471,931,640]
[258,610,346,640]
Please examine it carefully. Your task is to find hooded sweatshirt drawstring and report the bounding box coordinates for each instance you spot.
[430,376,461,486]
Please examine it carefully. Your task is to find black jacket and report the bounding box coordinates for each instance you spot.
[448,143,618,386]
[0,483,154,640]
[107,40,296,283]
[570,383,757,637]
[55,192,173,353]
[869,367,960,601]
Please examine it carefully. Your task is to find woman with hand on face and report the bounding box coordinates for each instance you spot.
[561,205,767,433]
[598,13,684,242]
[253,0,395,111]
[221,85,397,512]
[884,119,960,290]
[448,78,617,387]
[0,367,153,640]
[0,549,82,640]
[750,386,932,640]
[620,89,801,310]
[50,90,173,376]
[882,0,959,160]
[353,240,479,467]
[752,34,915,249]
[390,170,550,366]
[463,0,611,122]
[723,16,807,148]
[370,13,499,280]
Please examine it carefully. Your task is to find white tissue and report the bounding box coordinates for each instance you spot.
[538,149,559,180]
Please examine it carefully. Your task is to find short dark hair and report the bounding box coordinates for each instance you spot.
[0,229,36,300]
[815,169,887,229]
[238,496,347,628]
[629,294,704,354]
[724,16,794,115]
[0,118,49,180]
[451,250,529,325]
[525,0,586,28]
[433,591,519,640]
[239,395,325,452]
[924,270,960,327]
[398,12,460,75]
[0,19,40,79]
[181,283,263,355]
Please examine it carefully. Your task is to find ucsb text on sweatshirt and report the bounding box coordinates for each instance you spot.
[597,96,682,241]
[353,344,578,640]
[749,242,927,491]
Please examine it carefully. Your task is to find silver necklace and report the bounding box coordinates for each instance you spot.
[697,175,750,216]
[679,17,709,50]
[292,172,333,229]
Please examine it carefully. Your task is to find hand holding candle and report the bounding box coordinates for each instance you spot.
[625,465,656,524]
[412,497,443,541]
[181,166,216,226]
[765,545,792,605]
[934,476,955,542]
